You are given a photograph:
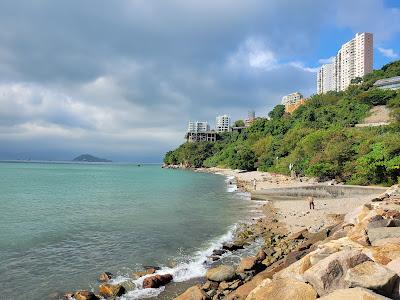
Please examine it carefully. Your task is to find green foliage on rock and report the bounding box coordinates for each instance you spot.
[164,61,400,185]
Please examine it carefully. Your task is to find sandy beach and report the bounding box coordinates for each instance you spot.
[198,167,386,235]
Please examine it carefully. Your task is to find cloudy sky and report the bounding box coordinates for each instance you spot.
[0,0,399,162]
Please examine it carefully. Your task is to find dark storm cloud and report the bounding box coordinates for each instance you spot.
[0,0,399,161]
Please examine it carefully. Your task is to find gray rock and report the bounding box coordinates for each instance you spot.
[344,261,398,296]
[368,227,400,246]
[368,219,392,229]
[206,265,236,282]
[303,250,371,296]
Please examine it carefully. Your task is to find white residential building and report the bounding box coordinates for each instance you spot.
[216,115,231,132]
[317,32,373,93]
[187,121,210,132]
[317,62,337,94]
[281,92,303,105]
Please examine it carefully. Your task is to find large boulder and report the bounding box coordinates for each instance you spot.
[303,249,371,296]
[368,227,400,245]
[366,242,400,265]
[344,205,370,225]
[318,287,391,299]
[347,224,369,246]
[367,218,392,229]
[205,265,236,282]
[387,258,400,275]
[255,250,266,261]
[131,268,156,279]
[373,237,400,246]
[223,242,245,251]
[244,279,272,300]
[225,275,266,300]
[237,257,258,273]
[98,272,113,282]
[99,283,126,297]
[74,291,100,300]
[288,229,308,240]
[344,261,398,296]
[245,278,317,300]
[142,274,173,289]
[316,237,364,253]
[174,286,208,300]
[273,252,312,282]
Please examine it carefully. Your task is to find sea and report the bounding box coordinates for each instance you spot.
[0,162,258,300]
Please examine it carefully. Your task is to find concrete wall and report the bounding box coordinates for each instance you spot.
[251,185,386,201]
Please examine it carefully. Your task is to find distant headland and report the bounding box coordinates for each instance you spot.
[72,154,112,163]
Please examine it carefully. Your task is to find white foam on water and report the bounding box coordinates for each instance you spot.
[117,225,238,299]
[225,175,235,182]
[225,175,238,192]
[227,184,238,192]
[87,174,257,300]
[120,286,166,300]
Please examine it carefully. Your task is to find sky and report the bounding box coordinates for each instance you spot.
[0,0,399,162]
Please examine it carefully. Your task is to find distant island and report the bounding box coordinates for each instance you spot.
[72,154,112,163]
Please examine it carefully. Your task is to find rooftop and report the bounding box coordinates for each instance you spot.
[373,76,400,86]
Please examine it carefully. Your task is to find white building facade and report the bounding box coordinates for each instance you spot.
[216,115,231,132]
[317,61,337,94]
[317,32,373,94]
[187,121,210,132]
[281,92,303,105]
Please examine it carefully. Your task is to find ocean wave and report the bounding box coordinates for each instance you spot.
[117,225,237,299]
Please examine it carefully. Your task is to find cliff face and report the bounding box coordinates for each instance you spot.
[175,185,400,300]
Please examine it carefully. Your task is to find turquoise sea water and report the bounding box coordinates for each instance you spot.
[0,162,253,300]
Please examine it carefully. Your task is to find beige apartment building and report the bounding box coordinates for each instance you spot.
[317,32,373,94]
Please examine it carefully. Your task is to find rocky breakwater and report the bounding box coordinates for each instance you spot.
[174,184,400,300]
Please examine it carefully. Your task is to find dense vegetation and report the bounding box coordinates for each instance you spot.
[164,61,400,186]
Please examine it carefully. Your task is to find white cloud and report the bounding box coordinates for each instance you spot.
[378,47,399,59]
[318,56,335,64]
[228,37,278,71]
[227,37,318,73]
[287,62,319,73]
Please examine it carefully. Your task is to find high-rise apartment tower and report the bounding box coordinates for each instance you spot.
[317,32,373,94]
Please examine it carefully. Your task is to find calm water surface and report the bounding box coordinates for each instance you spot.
[0,162,253,299]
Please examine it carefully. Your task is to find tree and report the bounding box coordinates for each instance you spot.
[351,77,363,84]
[229,145,257,171]
[356,88,397,106]
[233,119,245,127]
[268,105,285,120]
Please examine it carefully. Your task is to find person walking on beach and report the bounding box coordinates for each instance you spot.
[252,178,257,191]
[307,196,315,210]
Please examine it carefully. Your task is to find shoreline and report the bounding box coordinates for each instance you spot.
[62,167,264,300]
[63,167,392,299]
[169,169,400,300]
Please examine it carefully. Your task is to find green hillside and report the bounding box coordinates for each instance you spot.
[164,61,400,186]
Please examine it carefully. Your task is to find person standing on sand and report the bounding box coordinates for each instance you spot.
[307,196,315,210]
[252,178,257,191]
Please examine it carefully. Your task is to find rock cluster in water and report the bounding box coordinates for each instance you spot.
[63,266,172,300]
[173,184,400,300]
